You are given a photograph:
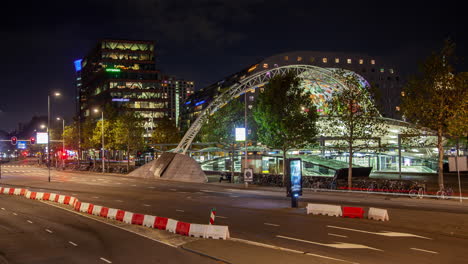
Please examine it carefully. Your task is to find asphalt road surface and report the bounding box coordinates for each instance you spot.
[1,163,468,264]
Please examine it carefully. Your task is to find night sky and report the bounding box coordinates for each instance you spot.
[0,0,465,132]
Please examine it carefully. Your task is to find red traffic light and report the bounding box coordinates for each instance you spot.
[11,136,17,145]
[30,137,36,144]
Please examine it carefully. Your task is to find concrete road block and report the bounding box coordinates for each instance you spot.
[368,207,389,221]
[35,192,44,200]
[107,208,118,220]
[307,203,342,217]
[205,225,230,240]
[92,205,103,216]
[123,212,134,224]
[143,215,156,228]
[188,224,207,238]
[166,219,178,233]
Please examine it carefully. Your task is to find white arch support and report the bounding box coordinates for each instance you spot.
[174,64,350,154]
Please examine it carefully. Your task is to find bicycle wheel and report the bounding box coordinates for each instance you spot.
[409,189,418,199]
[436,190,445,199]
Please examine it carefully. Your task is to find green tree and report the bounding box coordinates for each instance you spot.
[62,122,80,151]
[401,40,466,189]
[253,72,318,183]
[325,70,388,189]
[113,112,145,170]
[151,117,181,147]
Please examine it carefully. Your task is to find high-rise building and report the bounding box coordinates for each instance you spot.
[75,39,194,131]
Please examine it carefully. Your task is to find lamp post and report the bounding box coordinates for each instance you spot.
[47,92,61,182]
[94,108,105,173]
[57,117,65,169]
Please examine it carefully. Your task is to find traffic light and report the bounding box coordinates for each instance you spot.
[11,136,17,145]
[30,137,36,145]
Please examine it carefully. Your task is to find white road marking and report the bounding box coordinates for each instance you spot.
[116,183,122,185]
[143,204,151,207]
[1,208,5,210]
[115,200,123,202]
[350,200,361,203]
[264,223,280,227]
[100,257,112,263]
[169,189,177,191]
[148,186,155,189]
[277,235,382,251]
[45,229,53,233]
[216,216,228,219]
[93,196,100,199]
[230,237,357,263]
[27,220,33,224]
[131,185,137,187]
[327,225,432,240]
[69,241,78,246]
[12,212,18,216]
[328,233,348,238]
[176,209,185,212]
[230,195,239,198]
[410,248,438,254]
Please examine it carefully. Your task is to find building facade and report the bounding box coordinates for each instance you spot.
[181,51,403,131]
[75,39,194,131]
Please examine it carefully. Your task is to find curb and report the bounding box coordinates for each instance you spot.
[0,186,230,240]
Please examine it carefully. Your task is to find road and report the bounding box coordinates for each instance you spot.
[1,163,468,264]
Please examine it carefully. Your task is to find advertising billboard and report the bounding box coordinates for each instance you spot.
[289,159,302,194]
[36,132,49,144]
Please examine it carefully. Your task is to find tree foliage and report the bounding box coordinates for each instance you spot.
[253,71,318,181]
[325,69,388,189]
[151,117,181,145]
[401,40,466,189]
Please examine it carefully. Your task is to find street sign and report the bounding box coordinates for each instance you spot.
[17,141,27,149]
[36,132,48,144]
[244,168,253,182]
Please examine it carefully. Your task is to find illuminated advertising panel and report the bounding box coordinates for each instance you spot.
[36,132,49,144]
[235,128,246,141]
[290,159,302,194]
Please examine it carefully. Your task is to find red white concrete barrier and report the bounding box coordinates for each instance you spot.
[342,206,365,218]
[0,185,231,240]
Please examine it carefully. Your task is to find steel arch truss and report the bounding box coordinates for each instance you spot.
[174,64,350,154]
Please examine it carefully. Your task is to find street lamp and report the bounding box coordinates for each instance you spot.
[57,117,65,169]
[93,108,105,173]
[47,91,61,182]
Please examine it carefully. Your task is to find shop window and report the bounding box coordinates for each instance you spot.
[347,59,352,64]
[359,59,364,64]
[335,58,340,63]
[371,59,375,65]
[322,58,328,63]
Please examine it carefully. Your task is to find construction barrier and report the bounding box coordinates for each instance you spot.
[342,206,365,218]
[306,203,342,217]
[0,185,230,240]
[368,207,389,221]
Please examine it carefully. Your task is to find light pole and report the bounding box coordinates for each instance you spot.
[94,108,105,173]
[47,92,61,182]
[57,117,65,169]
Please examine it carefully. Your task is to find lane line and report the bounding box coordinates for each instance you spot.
[100,257,112,263]
[1,208,5,210]
[131,185,137,187]
[327,225,432,240]
[216,216,228,219]
[27,220,33,224]
[45,229,53,233]
[93,196,100,199]
[328,233,348,238]
[115,200,123,202]
[143,204,151,207]
[69,241,78,246]
[277,235,382,251]
[410,248,438,254]
[13,212,18,216]
[148,186,155,189]
[230,237,357,263]
[169,189,177,191]
[264,223,280,227]
[176,209,185,212]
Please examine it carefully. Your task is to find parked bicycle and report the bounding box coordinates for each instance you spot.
[436,187,453,200]
[408,182,426,199]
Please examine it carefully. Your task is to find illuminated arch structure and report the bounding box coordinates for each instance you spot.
[174,64,370,154]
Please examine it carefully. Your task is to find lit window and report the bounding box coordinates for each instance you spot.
[359,59,363,64]
[263,63,268,68]
[371,59,375,65]
[260,87,265,93]
[395,106,400,111]
[249,95,254,101]
[390,69,394,74]
[347,59,352,64]
[297,56,302,62]
[284,56,289,61]
[335,58,340,63]
[380,68,384,73]
[322,58,328,63]
[310,57,315,63]
[248,105,253,109]
[401,91,405,97]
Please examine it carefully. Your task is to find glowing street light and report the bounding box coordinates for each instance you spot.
[47,91,61,182]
